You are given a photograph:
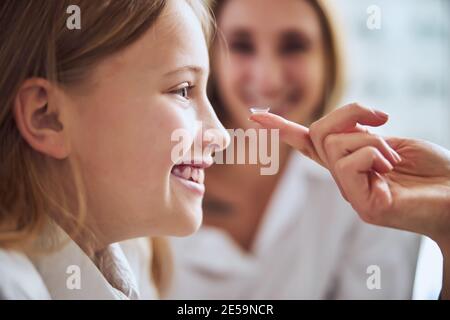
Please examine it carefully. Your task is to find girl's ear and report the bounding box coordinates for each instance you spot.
[13,78,70,159]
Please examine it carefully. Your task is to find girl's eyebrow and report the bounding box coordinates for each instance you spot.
[164,65,207,77]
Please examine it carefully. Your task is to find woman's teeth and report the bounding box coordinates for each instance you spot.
[171,165,205,184]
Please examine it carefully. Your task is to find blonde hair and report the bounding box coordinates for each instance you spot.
[0,0,213,296]
[206,0,345,124]
[312,0,346,117]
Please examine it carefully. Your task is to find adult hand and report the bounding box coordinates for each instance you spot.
[249,103,450,244]
[250,103,450,299]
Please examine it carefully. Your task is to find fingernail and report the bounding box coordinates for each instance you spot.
[392,150,402,163]
[374,110,389,120]
[387,161,394,171]
[388,145,401,162]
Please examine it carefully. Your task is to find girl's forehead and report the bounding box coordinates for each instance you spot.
[100,1,208,76]
[146,1,209,64]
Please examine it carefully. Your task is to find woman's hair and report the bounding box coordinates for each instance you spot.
[206,0,345,125]
[0,0,213,296]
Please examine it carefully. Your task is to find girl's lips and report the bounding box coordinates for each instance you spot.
[171,165,205,184]
[170,160,211,196]
[171,172,205,196]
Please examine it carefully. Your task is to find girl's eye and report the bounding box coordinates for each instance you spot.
[172,84,194,100]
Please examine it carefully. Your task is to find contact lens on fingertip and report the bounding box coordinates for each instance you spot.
[249,107,270,114]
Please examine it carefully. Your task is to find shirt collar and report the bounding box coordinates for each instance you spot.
[28,222,140,300]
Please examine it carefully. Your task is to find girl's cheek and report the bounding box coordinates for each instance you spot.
[156,104,198,162]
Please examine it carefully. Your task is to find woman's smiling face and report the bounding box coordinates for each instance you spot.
[213,0,327,128]
[63,0,229,243]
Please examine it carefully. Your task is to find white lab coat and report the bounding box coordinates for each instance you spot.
[0,223,157,300]
[167,152,421,299]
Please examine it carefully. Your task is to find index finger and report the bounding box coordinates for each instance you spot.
[249,112,324,167]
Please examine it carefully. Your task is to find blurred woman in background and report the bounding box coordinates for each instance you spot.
[167,0,420,299]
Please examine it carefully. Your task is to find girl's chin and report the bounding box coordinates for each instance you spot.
[166,192,203,236]
[170,208,203,236]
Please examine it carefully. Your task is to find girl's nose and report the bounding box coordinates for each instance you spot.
[198,99,231,155]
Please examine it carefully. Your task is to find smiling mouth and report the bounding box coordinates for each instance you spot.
[171,164,205,184]
[170,158,213,195]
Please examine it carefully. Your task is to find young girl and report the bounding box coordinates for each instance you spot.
[0,0,229,299]
[167,0,420,299]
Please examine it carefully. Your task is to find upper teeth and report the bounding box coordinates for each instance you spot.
[172,165,205,184]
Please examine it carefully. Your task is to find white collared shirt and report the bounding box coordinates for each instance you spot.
[0,224,156,300]
[167,152,421,299]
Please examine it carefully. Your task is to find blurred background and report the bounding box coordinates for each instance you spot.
[334,0,449,299]
[335,0,449,147]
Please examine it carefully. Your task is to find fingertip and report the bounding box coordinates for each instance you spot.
[248,114,265,126]
[364,115,388,128]
[370,147,394,173]
[391,149,402,164]
[371,110,389,126]
[248,112,282,128]
[380,156,394,173]
[248,114,258,122]
[374,110,389,120]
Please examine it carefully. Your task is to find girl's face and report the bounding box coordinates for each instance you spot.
[62,0,229,243]
[214,0,327,128]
